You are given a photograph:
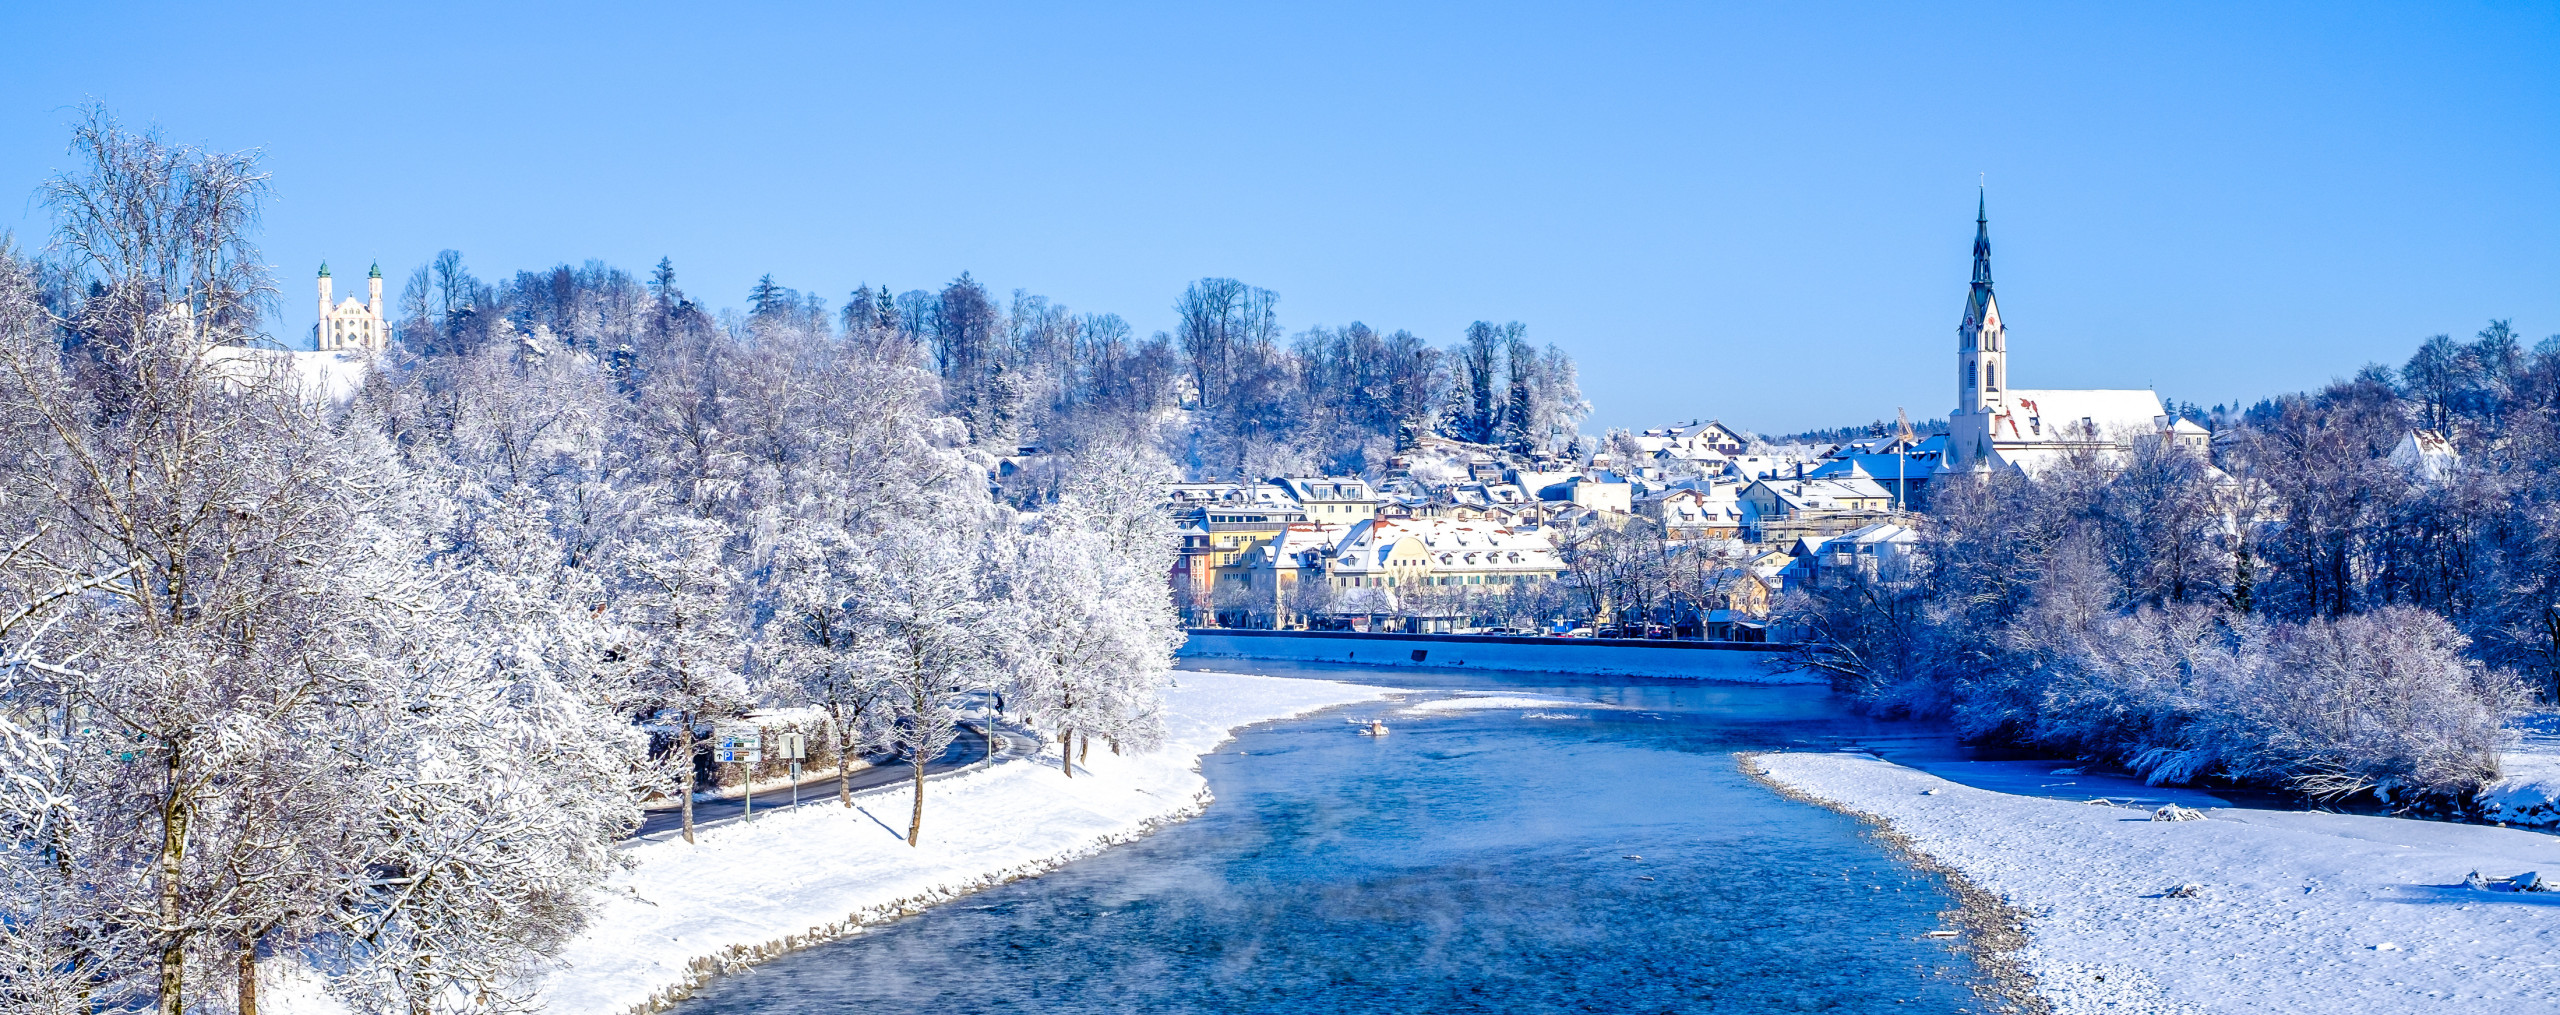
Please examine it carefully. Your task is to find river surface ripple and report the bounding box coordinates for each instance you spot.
[674,662,1990,1014]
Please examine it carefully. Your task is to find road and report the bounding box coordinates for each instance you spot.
[630,721,1004,841]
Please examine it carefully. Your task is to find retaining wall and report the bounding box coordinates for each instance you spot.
[1177,629,1821,684]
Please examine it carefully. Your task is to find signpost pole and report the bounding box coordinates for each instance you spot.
[788,731,803,809]
[717,728,765,824]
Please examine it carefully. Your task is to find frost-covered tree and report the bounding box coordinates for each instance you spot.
[1,107,1207,1015]
[993,440,1181,774]
[611,515,747,844]
[762,521,895,806]
[0,234,634,1015]
[850,524,992,845]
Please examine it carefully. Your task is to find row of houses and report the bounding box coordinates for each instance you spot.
[1169,473,1573,629]
[1162,430,1935,634]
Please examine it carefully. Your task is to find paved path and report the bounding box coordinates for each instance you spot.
[630,721,1021,842]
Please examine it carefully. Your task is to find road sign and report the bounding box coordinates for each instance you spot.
[775,731,808,810]
[714,731,762,765]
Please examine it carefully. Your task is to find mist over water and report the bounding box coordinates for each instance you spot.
[676,664,1987,1013]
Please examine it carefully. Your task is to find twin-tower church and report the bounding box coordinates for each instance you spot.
[312,261,389,354]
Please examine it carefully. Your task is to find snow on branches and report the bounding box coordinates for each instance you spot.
[0,115,1180,1015]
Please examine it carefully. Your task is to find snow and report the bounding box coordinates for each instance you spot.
[521,670,1387,1015]
[2480,710,2560,830]
[1755,751,2560,1014]
[282,349,371,402]
[1883,757,2234,812]
[199,345,370,403]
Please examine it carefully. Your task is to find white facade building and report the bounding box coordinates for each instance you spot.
[1938,195,2167,475]
[314,262,389,354]
[1323,518,1564,590]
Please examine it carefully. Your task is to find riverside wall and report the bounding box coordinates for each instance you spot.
[1177,629,1820,684]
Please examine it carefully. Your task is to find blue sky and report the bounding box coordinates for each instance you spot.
[2,2,2554,433]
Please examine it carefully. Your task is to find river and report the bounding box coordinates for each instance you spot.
[673,661,2001,1013]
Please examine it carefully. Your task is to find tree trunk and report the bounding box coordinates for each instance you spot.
[1079,732,1089,764]
[405,959,430,1015]
[906,750,927,847]
[677,716,697,844]
[1060,730,1073,777]
[237,936,258,1015]
[838,719,854,808]
[157,756,192,1015]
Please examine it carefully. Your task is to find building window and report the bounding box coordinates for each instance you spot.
[1986,362,1997,388]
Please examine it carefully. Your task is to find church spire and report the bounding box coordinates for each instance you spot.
[1955,188,2007,422]
[1970,188,1992,289]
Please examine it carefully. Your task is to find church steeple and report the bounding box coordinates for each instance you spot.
[1971,189,1993,289]
[1955,189,2007,419]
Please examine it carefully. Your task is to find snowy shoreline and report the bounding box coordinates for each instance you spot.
[548,670,1395,1015]
[1752,751,2560,1014]
[276,671,1395,1015]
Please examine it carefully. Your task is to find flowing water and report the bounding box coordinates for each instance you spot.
[676,662,1995,1014]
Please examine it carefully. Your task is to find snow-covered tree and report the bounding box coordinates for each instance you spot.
[610,515,747,844]
[0,217,639,1015]
[849,524,993,846]
[999,442,1182,774]
[761,520,895,806]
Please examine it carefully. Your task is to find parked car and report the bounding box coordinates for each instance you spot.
[1560,627,1595,638]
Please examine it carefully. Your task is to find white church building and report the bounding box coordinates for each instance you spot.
[1939,194,2169,475]
[198,262,378,402]
[314,260,389,353]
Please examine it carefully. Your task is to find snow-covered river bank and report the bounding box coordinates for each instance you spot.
[542,671,1400,1015]
[1757,751,2560,1014]
[262,670,1392,1015]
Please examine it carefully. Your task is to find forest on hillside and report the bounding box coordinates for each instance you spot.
[390,253,1587,484]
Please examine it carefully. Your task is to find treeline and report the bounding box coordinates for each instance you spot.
[0,112,1178,1015]
[1786,320,2559,804]
[1765,417,1949,446]
[395,258,1586,482]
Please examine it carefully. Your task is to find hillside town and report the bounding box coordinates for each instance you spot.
[1161,196,2259,641]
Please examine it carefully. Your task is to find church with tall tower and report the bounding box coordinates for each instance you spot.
[314,261,388,354]
[1938,192,2165,475]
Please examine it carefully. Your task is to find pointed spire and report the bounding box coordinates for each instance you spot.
[1970,188,1993,289]
[318,261,331,278]
[368,261,381,279]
